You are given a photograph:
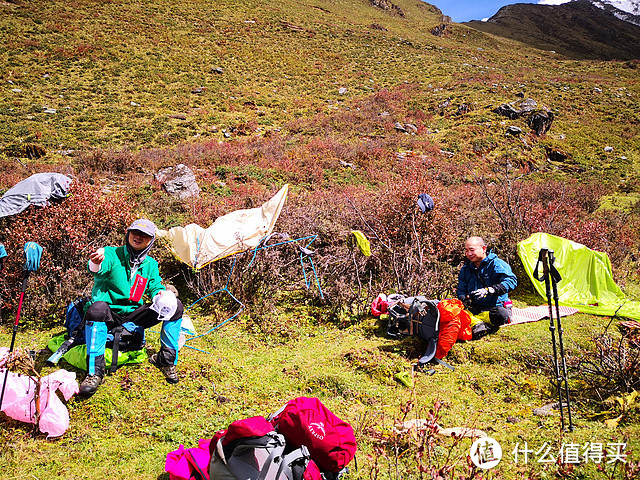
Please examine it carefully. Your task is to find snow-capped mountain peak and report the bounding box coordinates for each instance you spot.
[591,0,640,25]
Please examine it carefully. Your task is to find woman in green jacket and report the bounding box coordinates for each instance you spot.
[79,219,183,398]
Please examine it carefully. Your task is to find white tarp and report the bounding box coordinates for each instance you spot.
[158,184,288,269]
[0,172,71,218]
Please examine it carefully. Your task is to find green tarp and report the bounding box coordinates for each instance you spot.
[517,232,640,321]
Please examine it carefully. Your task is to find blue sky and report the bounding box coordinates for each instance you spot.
[429,0,571,22]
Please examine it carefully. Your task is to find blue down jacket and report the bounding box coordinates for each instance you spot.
[457,252,517,310]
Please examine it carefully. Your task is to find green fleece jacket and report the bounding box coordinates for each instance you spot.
[88,245,165,315]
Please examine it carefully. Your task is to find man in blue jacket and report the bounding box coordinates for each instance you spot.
[457,236,517,338]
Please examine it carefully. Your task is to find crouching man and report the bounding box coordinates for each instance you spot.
[457,236,517,338]
[79,219,183,398]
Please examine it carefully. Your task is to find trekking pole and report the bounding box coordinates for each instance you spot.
[548,250,574,431]
[0,243,6,324]
[0,242,43,412]
[534,248,573,431]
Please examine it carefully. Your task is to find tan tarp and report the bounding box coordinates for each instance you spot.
[158,184,288,269]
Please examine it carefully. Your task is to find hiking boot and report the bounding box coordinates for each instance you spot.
[149,353,179,384]
[79,374,104,398]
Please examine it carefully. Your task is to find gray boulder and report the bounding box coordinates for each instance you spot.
[155,164,201,199]
[527,111,554,135]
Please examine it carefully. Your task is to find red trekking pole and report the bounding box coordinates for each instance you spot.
[0,242,43,412]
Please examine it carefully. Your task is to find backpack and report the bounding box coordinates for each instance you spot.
[268,397,357,473]
[387,299,411,338]
[64,297,89,343]
[408,296,440,365]
[166,438,212,480]
[409,297,455,372]
[208,416,322,480]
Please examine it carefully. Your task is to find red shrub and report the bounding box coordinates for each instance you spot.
[0,181,134,323]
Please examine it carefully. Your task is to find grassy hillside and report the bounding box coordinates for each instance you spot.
[1,0,638,177]
[1,0,640,479]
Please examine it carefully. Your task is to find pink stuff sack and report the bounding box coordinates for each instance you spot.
[165,438,211,480]
[269,397,357,473]
[1,348,79,438]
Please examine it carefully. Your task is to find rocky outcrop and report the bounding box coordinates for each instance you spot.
[154,164,201,199]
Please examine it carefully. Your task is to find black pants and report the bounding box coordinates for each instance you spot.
[84,300,184,375]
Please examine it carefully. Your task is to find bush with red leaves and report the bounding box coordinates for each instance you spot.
[0,181,135,324]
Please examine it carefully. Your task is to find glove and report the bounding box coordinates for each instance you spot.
[24,242,43,271]
[469,287,495,302]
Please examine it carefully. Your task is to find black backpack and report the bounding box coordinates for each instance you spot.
[387,296,453,372]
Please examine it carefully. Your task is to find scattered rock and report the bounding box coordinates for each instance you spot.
[519,98,538,113]
[168,114,187,120]
[506,126,522,136]
[594,87,602,93]
[527,110,554,135]
[56,149,77,157]
[211,67,224,74]
[338,87,347,95]
[431,24,447,36]
[3,143,46,159]
[130,101,140,106]
[369,23,387,31]
[493,103,521,119]
[43,108,57,114]
[191,87,205,94]
[516,92,525,98]
[11,88,21,93]
[370,0,404,17]
[439,150,455,157]
[393,122,417,134]
[154,164,201,199]
[456,103,469,115]
[546,148,568,162]
[506,415,519,424]
[493,98,538,119]
[339,160,355,169]
[394,122,407,133]
[604,146,614,152]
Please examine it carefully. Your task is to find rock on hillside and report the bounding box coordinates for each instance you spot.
[463,0,640,60]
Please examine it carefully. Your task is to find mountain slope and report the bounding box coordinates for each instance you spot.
[464,0,640,60]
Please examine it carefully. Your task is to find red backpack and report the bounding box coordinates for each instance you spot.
[269,397,357,473]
